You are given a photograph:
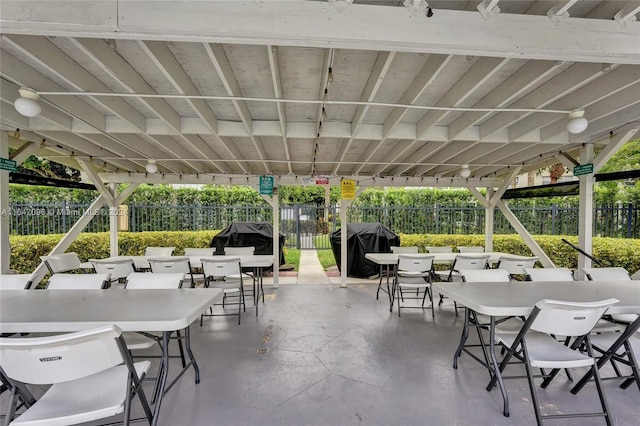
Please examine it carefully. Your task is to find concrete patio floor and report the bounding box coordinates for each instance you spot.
[146,281,638,426]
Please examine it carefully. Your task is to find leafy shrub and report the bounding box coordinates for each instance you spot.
[9,231,219,273]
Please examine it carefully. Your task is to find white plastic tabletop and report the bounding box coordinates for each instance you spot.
[0,288,223,334]
[365,252,532,265]
[432,280,640,317]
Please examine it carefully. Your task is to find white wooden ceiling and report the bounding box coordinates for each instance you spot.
[1,0,639,186]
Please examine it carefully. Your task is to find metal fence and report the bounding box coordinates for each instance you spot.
[7,202,640,243]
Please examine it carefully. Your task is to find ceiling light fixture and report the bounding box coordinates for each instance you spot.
[566,109,588,134]
[14,88,42,117]
[460,164,471,178]
[145,159,158,173]
[328,0,352,13]
[404,0,429,17]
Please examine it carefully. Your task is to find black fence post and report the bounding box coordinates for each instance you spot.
[627,203,633,238]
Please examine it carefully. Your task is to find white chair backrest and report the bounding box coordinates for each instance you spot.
[40,252,82,274]
[224,246,255,256]
[397,255,434,272]
[0,274,34,290]
[525,267,574,282]
[457,246,484,253]
[391,246,419,254]
[0,325,123,385]
[148,257,191,274]
[184,247,215,256]
[497,256,539,275]
[125,272,184,289]
[144,246,175,257]
[90,258,135,281]
[453,254,490,270]
[632,269,640,280]
[426,246,453,253]
[530,298,619,336]
[582,267,631,281]
[458,269,510,282]
[202,257,242,280]
[47,273,110,290]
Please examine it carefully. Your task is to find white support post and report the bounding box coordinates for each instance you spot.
[324,185,330,222]
[485,188,495,252]
[30,194,108,285]
[340,198,349,288]
[496,200,554,267]
[109,183,118,257]
[577,143,595,279]
[1,132,10,273]
[260,193,280,288]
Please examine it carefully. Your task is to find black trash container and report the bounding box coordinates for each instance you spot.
[210,222,286,265]
[330,223,400,278]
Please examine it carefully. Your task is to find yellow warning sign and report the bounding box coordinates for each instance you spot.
[341,179,356,200]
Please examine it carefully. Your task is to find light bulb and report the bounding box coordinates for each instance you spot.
[14,88,41,117]
[567,110,588,134]
[146,159,158,173]
[460,165,471,178]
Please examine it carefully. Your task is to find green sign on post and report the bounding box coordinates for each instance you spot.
[259,175,274,195]
[573,163,594,176]
[0,158,17,172]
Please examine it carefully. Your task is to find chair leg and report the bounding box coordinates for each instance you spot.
[585,338,613,426]
[521,340,543,426]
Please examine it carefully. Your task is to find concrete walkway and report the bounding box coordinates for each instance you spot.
[297,250,331,284]
[263,250,374,286]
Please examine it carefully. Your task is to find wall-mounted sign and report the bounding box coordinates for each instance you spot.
[315,175,330,185]
[573,163,594,176]
[341,178,356,200]
[0,158,17,172]
[259,175,274,195]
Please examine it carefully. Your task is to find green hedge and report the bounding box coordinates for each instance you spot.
[397,234,640,272]
[10,232,640,275]
[9,231,220,274]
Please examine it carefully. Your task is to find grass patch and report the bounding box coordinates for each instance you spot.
[317,249,337,270]
[284,248,300,271]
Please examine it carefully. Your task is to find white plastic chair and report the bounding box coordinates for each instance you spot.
[492,298,619,425]
[434,254,490,282]
[524,267,623,334]
[47,273,111,290]
[144,246,175,257]
[0,274,34,290]
[582,267,631,281]
[457,246,484,253]
[200,257,246,325]
[426,246,453,253]
[390,246,419,254]
[223,246,255,255]
[496,256,539,278]
[148,256,194,287]
[90,258,135,286]
[40,252,85,274]
[125,272,185,289]
[0,325,152,426]
[589,318,640,392]
[392,255,435,318]
[184,247,215,257]
[583,267,637,325]
[524,267,574,282]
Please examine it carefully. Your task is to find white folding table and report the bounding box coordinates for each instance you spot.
[0,288,223,426]
[431,280,640,418]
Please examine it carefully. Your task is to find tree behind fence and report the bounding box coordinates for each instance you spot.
[7,202,640,240]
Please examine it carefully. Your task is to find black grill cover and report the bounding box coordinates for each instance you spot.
[210,222,286,265]
[330,223,400,278]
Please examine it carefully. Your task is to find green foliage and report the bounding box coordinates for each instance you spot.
[389,234,640,272]
[9,231,220,274]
